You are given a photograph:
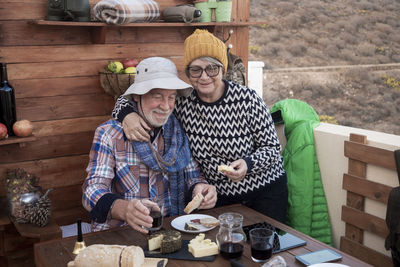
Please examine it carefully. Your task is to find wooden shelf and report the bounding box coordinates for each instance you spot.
[0,135,36,147]
[29,20,267,44]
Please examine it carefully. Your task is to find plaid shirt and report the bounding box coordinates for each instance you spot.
[83,119,206,231]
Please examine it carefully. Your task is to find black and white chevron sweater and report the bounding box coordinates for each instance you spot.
[113,80,286,198]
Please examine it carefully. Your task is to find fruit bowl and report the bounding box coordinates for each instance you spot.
[99,70,135,99]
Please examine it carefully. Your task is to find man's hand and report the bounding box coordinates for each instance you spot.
[111,199,153,234]
[122,113,151,142]
[222,159,247,183]
[193,184,217,210]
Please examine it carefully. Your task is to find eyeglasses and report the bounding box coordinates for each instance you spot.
[187,65,221,78]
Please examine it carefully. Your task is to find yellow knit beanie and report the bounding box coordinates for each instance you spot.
[184,29,228,73]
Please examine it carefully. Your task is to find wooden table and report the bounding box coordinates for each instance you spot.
[34,204,371,267]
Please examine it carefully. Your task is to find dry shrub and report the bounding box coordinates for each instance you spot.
[276,2,297,15]
[286,14,302,29]
[364,32,383,46]
[325,22,341,33]
[318,37,331,48]
[325,44,340,58]
[269,29,281,42]
[349,15,368,32]
[287,43,307,57]
[375,23,393,35]
[343,67,371,84]
[260,43,281,57]
[357,0,379,11]
[300,30,318,44]
[357,42,375,56]
[339,32,358,45]
[331,38,346,50]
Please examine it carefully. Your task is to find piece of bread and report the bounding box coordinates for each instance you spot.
[184,193,204,214]
[67,244,144,267]
[218,165,234,172]
[200,217,219,228]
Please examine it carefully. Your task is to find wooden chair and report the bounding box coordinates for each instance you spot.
[340,133,398,266]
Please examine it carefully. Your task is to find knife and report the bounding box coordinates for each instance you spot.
[230,259,246,267]
[157,259,165,267]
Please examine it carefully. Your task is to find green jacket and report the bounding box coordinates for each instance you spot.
[270,99,333,245]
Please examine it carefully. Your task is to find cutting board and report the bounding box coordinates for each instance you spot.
[143,257,168,267]
[145,240,216,262]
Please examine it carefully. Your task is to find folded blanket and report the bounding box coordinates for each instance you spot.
[93,0,160,24]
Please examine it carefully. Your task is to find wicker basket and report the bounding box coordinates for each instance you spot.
[99,71,135,99]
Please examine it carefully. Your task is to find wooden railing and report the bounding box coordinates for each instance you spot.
[340,133,397,266]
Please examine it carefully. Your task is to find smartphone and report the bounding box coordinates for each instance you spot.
[295,249,342,265]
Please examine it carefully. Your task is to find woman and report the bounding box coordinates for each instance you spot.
[112,29,288,223]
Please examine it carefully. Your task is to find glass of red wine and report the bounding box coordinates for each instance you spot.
[141,197,164,231]
[249,228,274,262]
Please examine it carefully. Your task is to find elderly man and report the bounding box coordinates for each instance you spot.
[82,57,217,233]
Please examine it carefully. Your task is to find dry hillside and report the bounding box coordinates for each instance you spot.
[249,0,400,135]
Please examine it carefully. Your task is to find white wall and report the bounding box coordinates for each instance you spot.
[313,123,400,255]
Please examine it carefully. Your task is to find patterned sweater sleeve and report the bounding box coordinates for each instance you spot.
[246,90,282,174]
[112,95,137,122]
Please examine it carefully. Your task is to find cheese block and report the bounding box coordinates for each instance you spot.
[218,165,234,172]
[188,233,219,258]
[148,230,182,254]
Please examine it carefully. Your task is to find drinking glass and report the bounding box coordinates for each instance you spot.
[141,197,164,231]
[249,228,274,262]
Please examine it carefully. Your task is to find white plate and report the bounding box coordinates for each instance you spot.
[309,264,349,267]
[171,214,217,233]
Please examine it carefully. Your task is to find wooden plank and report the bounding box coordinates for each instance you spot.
[0,21,191,46]
[7,59,185,80]
[341,206,389,238]
[15,94,113,121]
[344,134,367,243]
[32,116,109,137]
[343,173,393,204]
[13,76,102,98]
[0,43,185,63]
[0,2,46,20]
[52,207,90,226]
[0,132,94,164]
[345,141,396,171]
[0,154,90,196]
[50,184,84,212]
[340,236,392,267]
[10,217,62,242]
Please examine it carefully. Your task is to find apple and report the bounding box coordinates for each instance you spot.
[0,123,7,140]
[122,59,139,68]
[13,119,33,137]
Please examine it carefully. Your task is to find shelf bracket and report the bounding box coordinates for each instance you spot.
[91,27,107,44]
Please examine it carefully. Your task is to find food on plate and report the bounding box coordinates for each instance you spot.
[200,217,219,228]
[185,222,201,231]
[13,119,33,137]
[148,230,182,254]
[184,193,204,214]
[188,233,219,258]
[218,165,234,172]
[67,244,144,267]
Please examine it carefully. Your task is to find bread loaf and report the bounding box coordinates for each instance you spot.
[67,244,144,267]
[184,193,204,214]
[218,165,234,172]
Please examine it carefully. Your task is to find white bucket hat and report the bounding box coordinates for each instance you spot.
[123,57,193,97]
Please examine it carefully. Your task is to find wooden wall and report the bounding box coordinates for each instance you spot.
[0,0,250,245]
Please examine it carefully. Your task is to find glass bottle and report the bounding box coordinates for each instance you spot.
[0,63,17,136]
[216,212,247,259]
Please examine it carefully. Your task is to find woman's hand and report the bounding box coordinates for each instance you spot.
[193,183,217,210]
[223,159,248,182]
[122,113,151,142]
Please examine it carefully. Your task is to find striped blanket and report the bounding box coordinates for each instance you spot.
[93,0,160,24]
